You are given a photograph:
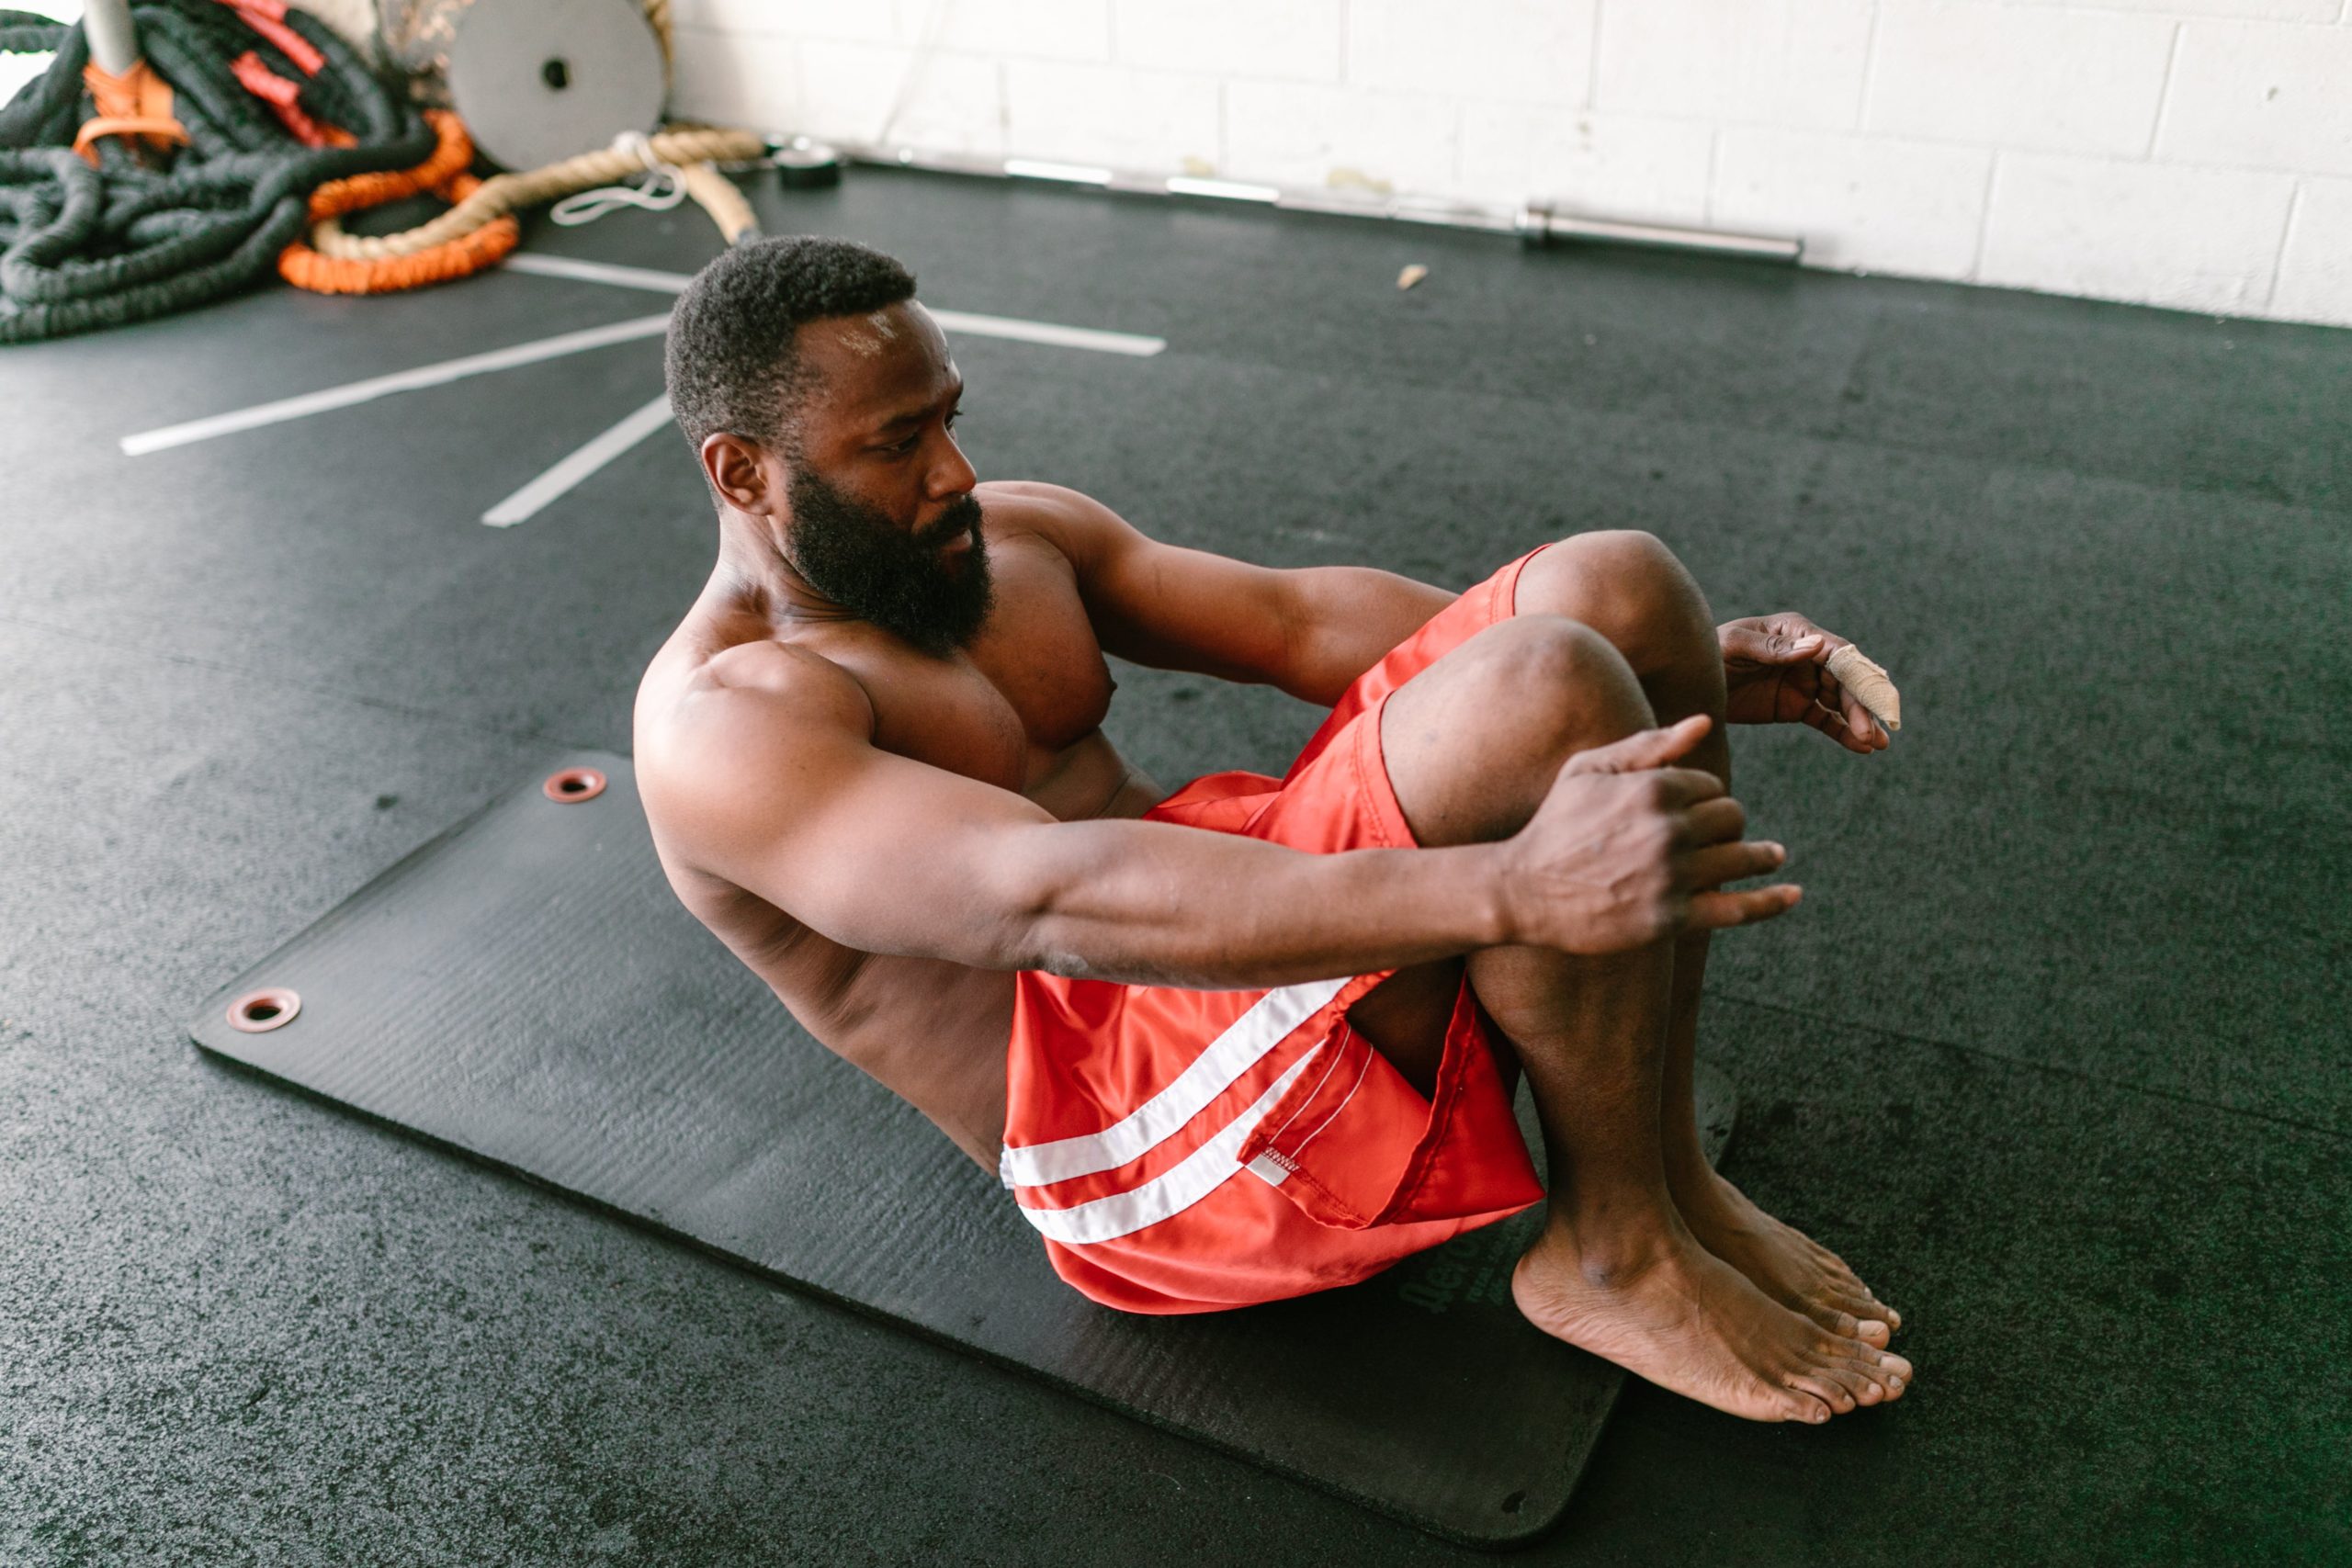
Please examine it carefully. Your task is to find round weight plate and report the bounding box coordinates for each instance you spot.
[446,0,666,173]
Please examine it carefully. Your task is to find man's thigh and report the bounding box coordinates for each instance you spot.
[1346,956,1468,1100]
[1344,628,1644,1094]
[1341,537,1678,1093]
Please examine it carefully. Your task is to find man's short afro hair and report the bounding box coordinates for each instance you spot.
[663,235,918,456]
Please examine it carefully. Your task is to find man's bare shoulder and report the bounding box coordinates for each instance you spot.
[975,479,1135,567]
[638,640,876,825]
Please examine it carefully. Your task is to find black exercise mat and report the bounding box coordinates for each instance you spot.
[187,750,1736,1547]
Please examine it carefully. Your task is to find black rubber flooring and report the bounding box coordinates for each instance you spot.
[4,167,2346,1565]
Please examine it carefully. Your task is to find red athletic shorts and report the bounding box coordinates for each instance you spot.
[999,544,1551,1314]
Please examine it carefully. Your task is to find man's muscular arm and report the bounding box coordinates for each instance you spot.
[641,646,1507,989]
[641,652,1793,992]
[997,481,1453,705]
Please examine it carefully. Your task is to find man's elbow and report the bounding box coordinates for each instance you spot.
[940,832,1073,973]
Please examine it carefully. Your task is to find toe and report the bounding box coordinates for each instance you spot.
[1820,1363,1882,1408]
[1832,1356,1891,1404]
[1815,1303,1892,1348]
[1786,1368,1860,1416]
[1780,1389,1835,1424]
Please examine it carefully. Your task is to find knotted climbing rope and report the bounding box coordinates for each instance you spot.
[294,120,761,278]
[0,0,435,341]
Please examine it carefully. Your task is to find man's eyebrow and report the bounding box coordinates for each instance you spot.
[866,380,966,434]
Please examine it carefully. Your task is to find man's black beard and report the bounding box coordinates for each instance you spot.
[783,465,992,658]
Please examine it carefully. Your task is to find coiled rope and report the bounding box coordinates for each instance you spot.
[276,104,514,292]
[282,0,759,295]
[301,121,762,265]
[0,0,434,341]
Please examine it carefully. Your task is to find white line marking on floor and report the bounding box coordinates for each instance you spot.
[119,315,674,457]
[926,308,1164,356]
[505,251,1168,355]
[503,253,696,294]
[481,393,674,527]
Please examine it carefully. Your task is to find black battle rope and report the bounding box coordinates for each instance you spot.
[0,1,434,342]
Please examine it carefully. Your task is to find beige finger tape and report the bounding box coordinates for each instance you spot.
[1825,645,1902,731]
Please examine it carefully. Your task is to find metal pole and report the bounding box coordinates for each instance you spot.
[1516,202,1803,265]
[805,140,1804,266]
[81,0,140,75]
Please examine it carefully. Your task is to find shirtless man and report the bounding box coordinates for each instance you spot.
[636,236,1912,1425]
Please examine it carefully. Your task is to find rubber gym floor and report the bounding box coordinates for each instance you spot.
[4,167,2346,1566]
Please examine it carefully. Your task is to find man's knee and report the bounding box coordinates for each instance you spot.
[1420,615,1651,758]
[1384,616,1654,845]
[1517,530,1715,672]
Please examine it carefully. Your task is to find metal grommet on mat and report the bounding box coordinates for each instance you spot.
[227,987,301,1032]
[543,767,606,803]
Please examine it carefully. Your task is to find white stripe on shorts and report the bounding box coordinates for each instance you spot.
[998,976,1347,1190]
[1010,1047,1323,1246]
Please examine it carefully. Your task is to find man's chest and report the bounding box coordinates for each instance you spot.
[859,540,1117,794]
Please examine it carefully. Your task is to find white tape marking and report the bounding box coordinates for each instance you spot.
[926,308,1164,357]
[119,315,674,457]
[506,252,1167,355]
[481,393,675,527]
[502,253,696,294]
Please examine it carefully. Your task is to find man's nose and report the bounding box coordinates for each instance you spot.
[927,434,978,500]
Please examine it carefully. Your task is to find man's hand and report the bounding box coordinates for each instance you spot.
[1718,614,1891,754]
[1500,716,1801,955]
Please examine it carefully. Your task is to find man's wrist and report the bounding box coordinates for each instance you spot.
[1441,840,1518,953]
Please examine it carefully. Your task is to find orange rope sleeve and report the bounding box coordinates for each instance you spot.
[278,118,520,295]
[303,108,476,220]
[305,126,765,259]
[75,59,186,164]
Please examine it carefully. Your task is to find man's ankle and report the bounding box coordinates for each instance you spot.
[1529,1206,1682,1289]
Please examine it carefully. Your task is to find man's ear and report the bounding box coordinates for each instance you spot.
[701,432,783,515]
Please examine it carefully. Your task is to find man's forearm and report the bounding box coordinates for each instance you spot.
[1000,818,1510,988]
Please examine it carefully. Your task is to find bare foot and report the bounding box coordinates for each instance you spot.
[1676,1171,1902,1348]
[1512,1225,1912,1422]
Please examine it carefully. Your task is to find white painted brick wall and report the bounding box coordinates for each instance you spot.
[662,0,2352,329]
[1226,82,1458,194]
[922,0,1111,63]
[1003,60,1220,170]
[1981,152,2297,312]
[1993,0,2333,17]
[1714,128,1994,276]
[2157,21,2352,175]
[1458,106,1714,223]
[799,39,1005,153]
[670,26,800,134]
[1865,3,2177,158]
[2273,177,2352,325]
[1114,0,1343,82]
[673,0,898,46]
[1348,0,1597,103]
[1596,0,1875,132]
